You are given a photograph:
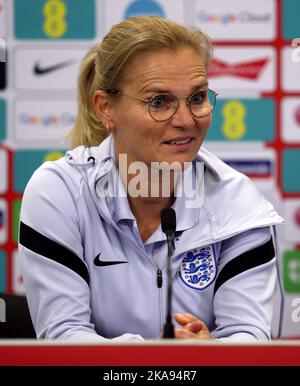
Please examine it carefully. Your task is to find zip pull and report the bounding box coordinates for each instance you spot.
[157,268,163,288]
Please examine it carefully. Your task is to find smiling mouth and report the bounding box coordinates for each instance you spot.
[164,138,193,145]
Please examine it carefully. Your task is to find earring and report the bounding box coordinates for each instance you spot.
[106,124,110,133]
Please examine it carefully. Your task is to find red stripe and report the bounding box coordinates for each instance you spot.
[0,344,300,366]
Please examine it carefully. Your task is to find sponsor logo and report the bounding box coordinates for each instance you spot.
[295,105,300,125]
[209,47,274,90]
[295,207,300,227]
[282,149,300,193]
[124,0,165,18]
[194,1,275,41]
[33,59,74,75]
[15,49,85,90]
[0,1,5,38]
[14,0,95,39]
[291,38,300,63]
[94,253,128,267]
[283,250,300,293]
[105,0,183,35]
[209,58,269,79]
[14,99,76,145]
[224,160,272,178]
[179,245,217,291]
[198,11,271,25]
[18,112,75,127]
[282,98,300,142]
[282,47,300,91]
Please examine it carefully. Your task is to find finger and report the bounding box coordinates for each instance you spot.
[180,313,199,322]
[177,312,199,322]
[175,327,213,340]
[184,321,203,333]
[187,320,211,336]
[174,313,189,326]
[174,313,202,326]
[174,328,196,340]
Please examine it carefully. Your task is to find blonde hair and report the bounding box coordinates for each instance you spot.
[67,16,213,148]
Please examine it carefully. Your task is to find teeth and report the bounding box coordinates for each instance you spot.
[169,138,191,145]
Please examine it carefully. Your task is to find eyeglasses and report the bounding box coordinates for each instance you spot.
[108,88,218,122]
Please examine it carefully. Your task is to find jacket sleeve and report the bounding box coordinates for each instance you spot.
[212,226,278,341]
[19,164,143,342]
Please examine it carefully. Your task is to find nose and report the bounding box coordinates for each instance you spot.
[170,97,195,128]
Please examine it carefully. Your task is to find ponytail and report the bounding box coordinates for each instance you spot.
[67,44,108,148]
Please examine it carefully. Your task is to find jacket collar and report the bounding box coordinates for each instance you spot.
[65,136,283,243]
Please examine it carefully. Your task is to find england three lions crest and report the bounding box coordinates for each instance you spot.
[179,245,217,290]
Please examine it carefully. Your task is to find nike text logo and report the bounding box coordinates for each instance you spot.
[94,253,128,267]
[33,60,74,75]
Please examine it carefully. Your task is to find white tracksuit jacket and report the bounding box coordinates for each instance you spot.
[19,135,283,342]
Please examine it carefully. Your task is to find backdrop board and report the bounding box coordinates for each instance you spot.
[0,0,299,339]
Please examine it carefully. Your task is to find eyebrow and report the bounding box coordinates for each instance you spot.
[142,82,209,96]
[191,82,208,92]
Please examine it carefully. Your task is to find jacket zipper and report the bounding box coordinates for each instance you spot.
[156,267,164,333]
[156,268,163,288]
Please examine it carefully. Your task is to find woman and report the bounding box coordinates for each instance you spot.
[19,16,283,341]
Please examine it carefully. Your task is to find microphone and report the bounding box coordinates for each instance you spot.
[161,207,176,338]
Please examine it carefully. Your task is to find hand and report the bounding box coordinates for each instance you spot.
[174,313,212,340]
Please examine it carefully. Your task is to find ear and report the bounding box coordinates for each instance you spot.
[92,90,115,129]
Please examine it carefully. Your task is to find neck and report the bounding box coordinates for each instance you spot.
[127,195,175,243]
[128,195,175,222]
[117,154,180,193]
[118,163,178,216]
[117,160,178,241]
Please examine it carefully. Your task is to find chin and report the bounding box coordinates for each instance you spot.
[161,155,197,170]
[173,148,200,163]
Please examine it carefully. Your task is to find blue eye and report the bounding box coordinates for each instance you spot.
[149,95,167,109]
[190,90,206,105]
[149,94,174,110]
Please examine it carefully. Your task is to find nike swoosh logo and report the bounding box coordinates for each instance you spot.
[94,253,128,267]
[33,60,74,75]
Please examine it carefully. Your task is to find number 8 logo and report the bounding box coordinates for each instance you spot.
[43,0,67,38]
[222,101,246,140]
